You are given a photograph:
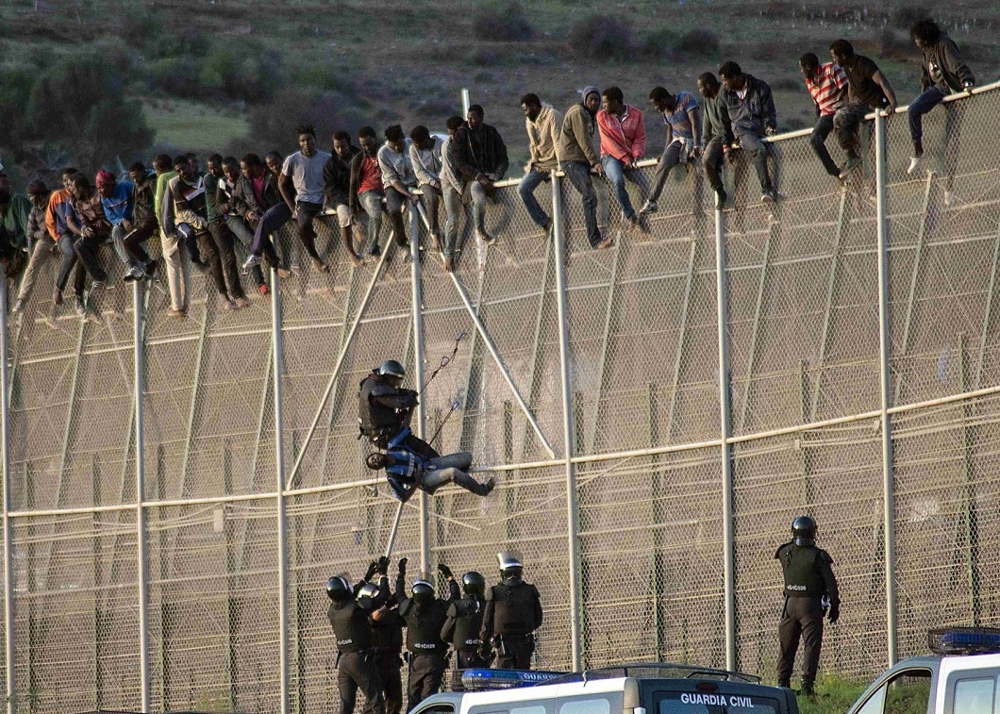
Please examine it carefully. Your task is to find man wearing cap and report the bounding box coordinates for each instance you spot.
[96,169,144,282]
[482,551,543,670]
[12,179,54,314]
[558,86,612,249]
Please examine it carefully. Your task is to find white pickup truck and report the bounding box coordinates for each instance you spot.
[846,628,1000,714]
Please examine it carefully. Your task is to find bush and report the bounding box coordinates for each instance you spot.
[567,15,633,60]
[237,88,363,155]
[472,1,534,42]
[639,28,678,58]
[677,28,720,57]
[892,5,932,30]
[147,56,204,98]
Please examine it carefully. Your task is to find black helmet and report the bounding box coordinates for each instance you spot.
[461,571,486,597]
[326,575,352,601]
[498,550,524,580]
[356,581,380,609]
[791,515,817,546]
[411,573,434,605]
[377,360,406,381]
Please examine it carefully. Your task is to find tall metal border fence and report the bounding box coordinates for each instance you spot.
[2,84,1000,712]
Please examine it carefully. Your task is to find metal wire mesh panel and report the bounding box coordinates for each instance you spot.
[732,422,887,680]
[12,510,141,711]
[146,500,281,712]
[891,392,1000,661]
[579,448,726,669]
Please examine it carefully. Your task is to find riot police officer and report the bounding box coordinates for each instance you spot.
[395,558,459,711]
[776,515,840,696]
[440,568,491,690]
[481,551,543,670]
[327,572,388,714]
[370,559,406,714]
[358,360,437,458]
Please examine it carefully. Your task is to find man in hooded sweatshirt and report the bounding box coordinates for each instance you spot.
[557,86,612,250]
[517,93,562,235]
[906,17,974,200]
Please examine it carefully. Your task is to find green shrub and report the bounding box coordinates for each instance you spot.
[567,15,633,60]
[472,1,534,42]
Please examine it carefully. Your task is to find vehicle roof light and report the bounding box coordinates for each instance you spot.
[461,669,564,691]
[929,627,1000,655]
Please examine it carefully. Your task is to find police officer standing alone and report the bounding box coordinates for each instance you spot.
[775,516,840,696]
[327,569,388,714]
[395,558,460,712]
[440,569,491,689]
[481,551,543,670]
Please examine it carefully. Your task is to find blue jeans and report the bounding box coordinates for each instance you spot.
[562,162,601,247]
[907,86,947,146]
[601,155,648,220]
[250,202,292,265]
[360,190,385,253]
[517,168,551,227]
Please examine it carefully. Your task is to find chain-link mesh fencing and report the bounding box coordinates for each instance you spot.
[3,87,1000,710]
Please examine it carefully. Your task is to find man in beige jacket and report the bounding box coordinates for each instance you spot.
[517,93,562,235]
[556,86,612,249]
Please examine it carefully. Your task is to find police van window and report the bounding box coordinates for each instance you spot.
[952,677,994,714]
[510,705,548,714]
[884,672,931,714]
[656,693,778,714]
[559,697,613,714]
[418,707,454,714]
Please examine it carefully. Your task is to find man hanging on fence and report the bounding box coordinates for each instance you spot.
[359,359,495,501]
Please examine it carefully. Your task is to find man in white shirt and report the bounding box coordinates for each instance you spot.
[278,124,333,273]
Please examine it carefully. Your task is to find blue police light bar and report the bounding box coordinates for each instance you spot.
[461,669,565,691]
[929,627,1000,655]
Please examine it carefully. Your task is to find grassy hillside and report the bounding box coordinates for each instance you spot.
[1,0,998,166]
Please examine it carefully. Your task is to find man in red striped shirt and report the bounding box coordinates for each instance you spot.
[800,53,848,182]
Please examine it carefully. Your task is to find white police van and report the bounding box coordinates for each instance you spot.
[411,664,799,714]
[847,628,1000,714]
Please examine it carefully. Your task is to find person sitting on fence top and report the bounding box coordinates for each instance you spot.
[640,85,703,216]
[0,168,30,280]
[800,53,849,184]
[717,61,779,204]
[409,125,444,252]
[697,72,732,209]
[439,116,466,272]
[349,126,387,259]
[517,93,562,236]
[66,173,111,321]
[200,154,248,308]
[238,150,292,279]
[279,124,334,273]
[906,18,974,189]
[557,85,611,250]
[377,125,420,251]
[830,39,897,180]
[596,85,650,232]
[124,161,159,282]
[323,130,364,267]
[217,156,268,294]
[96,167,144,282]
[11,179,51,315]
[50,168,88,314]
[453,104,509,246]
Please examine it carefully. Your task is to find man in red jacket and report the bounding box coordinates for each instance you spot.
[596,86,649,232]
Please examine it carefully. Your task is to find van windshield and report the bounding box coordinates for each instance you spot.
[657,692,781,714]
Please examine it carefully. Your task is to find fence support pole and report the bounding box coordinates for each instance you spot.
[408,209,430,574]
[715,204,736,671]
[132,283,151,712]
[551,176,582,670]
[875,112,898,666]
[1,267,15,714]
[272,270,291,714]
